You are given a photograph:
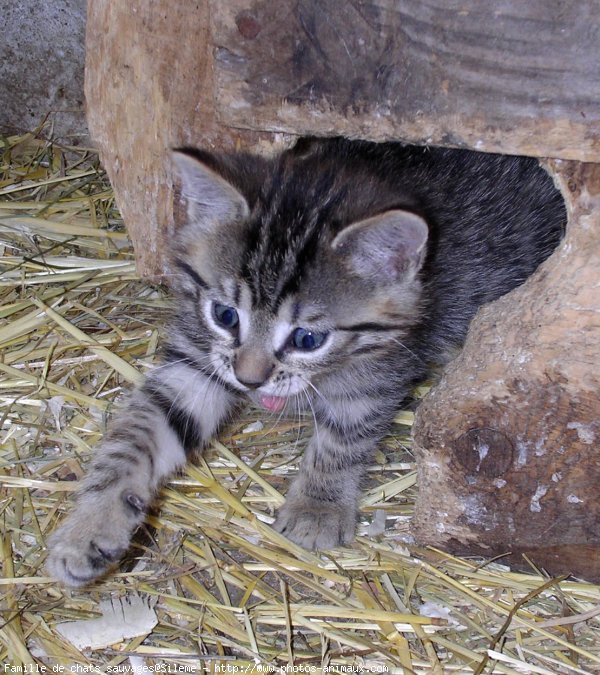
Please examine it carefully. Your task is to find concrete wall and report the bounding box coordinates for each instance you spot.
[1,0,88,143]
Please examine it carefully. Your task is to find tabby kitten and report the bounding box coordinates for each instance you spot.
[47,137,565,586]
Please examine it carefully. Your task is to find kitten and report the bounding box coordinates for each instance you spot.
[47,137,565,586]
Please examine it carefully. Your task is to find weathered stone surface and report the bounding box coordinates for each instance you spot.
[0,0,87,143]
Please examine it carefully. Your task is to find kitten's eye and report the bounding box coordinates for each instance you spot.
[291,327,328,351]
[213,303,239,330]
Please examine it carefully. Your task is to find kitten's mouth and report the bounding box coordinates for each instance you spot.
[259,394,287,413]
[245,390,290,413]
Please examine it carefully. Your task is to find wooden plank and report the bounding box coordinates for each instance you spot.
[85,0,276,278]
[212,0,600,160]
[86,0,600,277]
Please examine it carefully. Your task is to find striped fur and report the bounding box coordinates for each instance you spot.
[47,138,565,585]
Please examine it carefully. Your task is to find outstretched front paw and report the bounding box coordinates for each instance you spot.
[46,490,146,587]
[273,495,357,550]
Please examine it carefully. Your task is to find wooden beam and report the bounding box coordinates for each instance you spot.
[86,1,600,277]
[212,0,600,160]
[85,0,276,278]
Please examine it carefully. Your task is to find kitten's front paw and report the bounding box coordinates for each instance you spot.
[47,492,146,587]
[273,495,357,550]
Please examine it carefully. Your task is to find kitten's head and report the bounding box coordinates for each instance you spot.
[169,142,428,412]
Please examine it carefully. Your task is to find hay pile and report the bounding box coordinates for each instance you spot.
[1,133,599,674]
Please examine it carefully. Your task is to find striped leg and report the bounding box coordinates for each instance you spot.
[47,361,238,586]
[273,392,395,550]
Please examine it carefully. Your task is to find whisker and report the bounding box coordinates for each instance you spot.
[388,336,426,365]
[148,357,194,373]
[292,391,307,454]
[300,375,331,414]
[301,388,320,449]
[197,359,236,414]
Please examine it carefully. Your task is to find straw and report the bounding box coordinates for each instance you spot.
[1,132,599,673]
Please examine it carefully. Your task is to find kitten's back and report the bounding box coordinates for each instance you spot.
[275,139,565,359]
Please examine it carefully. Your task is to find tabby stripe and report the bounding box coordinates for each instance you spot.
[106,450,141,466]
[162,345,208,371]
[326,423,383,445]
[161,347,241,396]
[317,410,385,444]
[81,468,119,493]
[107,428,156,472]
[210,372,239,395]
[337,322,405,332]
[177,326,211,351]
[143,385,203,455]
[348,344,392,357]
[130,439,155,472]
[174,258,209,289]
[233,281,241,306]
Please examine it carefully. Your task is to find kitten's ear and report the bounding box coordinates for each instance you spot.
[172,151,249,228]
[332,210,428,283]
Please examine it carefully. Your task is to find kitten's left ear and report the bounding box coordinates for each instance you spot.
[172,151,249,229]
[332,210,428,283]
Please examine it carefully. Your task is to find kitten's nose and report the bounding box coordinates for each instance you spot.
[234,347,274,389]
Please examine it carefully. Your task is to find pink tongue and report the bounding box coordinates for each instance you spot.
[260,395,287,412]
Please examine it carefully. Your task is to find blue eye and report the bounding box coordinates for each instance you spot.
[214,303,239,329]
[291,327,328,351]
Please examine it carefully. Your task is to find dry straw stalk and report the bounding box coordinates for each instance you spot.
[1,133,599,673]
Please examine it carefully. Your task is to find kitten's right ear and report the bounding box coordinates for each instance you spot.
[172,151,249,228]
[332,209,429,284]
